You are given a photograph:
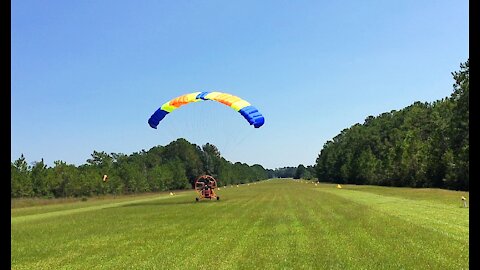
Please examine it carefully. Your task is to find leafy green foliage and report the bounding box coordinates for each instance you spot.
[11,138,268,198]
[316,60,469,190]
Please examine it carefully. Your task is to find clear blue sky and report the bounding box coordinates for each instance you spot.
[11,0,469,169]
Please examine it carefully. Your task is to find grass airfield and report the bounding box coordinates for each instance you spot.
[11,179,469,269]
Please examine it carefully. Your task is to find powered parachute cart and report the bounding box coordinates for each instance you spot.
[194,175,220,201]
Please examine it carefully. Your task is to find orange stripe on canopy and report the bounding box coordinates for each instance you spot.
[169,95,191,107]
[214,94,242,106]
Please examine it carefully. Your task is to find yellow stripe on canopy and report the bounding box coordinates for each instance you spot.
[231,100,251,111]
[161,103,177,112]
[214,93,233,101]
[165,92,202,111]
[220,94,242,104]
[185,92,202,102]
[204,92,222,100]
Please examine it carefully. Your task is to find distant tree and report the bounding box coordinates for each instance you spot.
[448,59,469,190]
[251,164,268,181]
[304,165,316,180]
[201,143,221,176]
[87,151,113,168]
[11,154,33,197]
[217,159,233,185]
[48,160,69,197]
[163,138,204,184]
[294,164,306,179]
[274,167,297,178]
[266,169,276,179]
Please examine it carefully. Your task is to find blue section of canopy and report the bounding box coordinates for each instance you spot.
[238,106,265,128]
[196,92,210,100]
[148,109,169,129]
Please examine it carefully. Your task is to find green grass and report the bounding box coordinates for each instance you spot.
[11,191,188,219]
[11,179,469,269]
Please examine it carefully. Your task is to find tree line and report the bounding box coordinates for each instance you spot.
[266,165,316,180]
[315,60,469,190]
[11,138,269,198]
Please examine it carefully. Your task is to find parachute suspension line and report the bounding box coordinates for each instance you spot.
[221,126,254,162]
[183,100,202,146]
[205,100,230,155]
[148,91,265,159]
[201,99,249,160]
[197,100,217,148]
[183,99,223,150]
[169,112,180,140]
[169,97,183,142]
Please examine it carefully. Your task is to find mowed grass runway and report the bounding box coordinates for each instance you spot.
[11,179,469,269]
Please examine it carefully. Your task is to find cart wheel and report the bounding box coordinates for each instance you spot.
[195,197,199,202]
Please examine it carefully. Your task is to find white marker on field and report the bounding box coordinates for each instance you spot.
[461,196,467,208]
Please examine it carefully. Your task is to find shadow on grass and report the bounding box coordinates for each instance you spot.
[120,198,227,207]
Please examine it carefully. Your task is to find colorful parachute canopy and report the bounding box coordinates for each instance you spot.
[148,91,265,129]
